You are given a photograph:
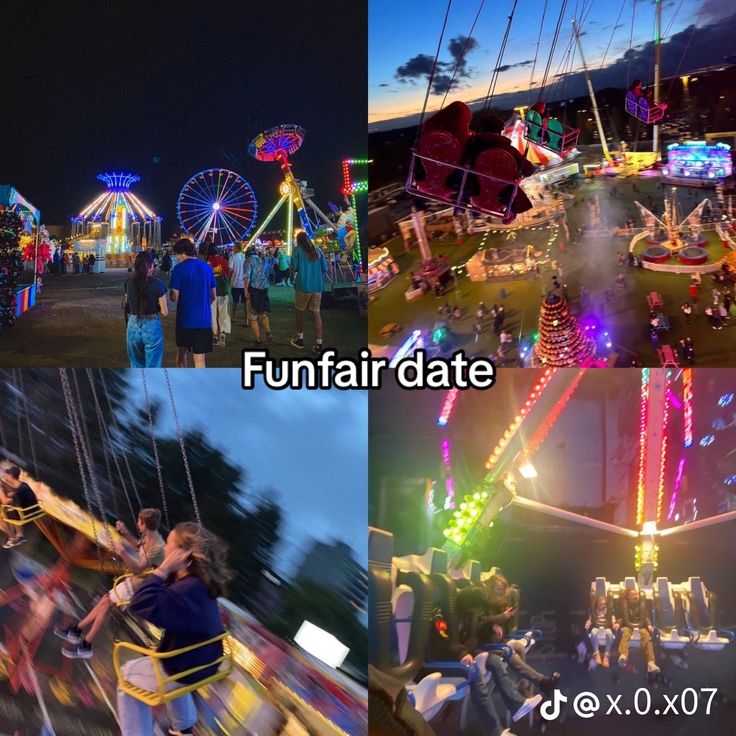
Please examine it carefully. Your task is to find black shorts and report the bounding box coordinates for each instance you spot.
[231,287,245,304]
[175,327,213,354]
[248,287,271,315]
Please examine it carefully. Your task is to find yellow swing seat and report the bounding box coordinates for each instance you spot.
[114,632,233,706]
[110,569,157,608]
[0,504,45,526]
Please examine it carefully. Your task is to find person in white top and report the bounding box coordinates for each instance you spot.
[229,242,246,326]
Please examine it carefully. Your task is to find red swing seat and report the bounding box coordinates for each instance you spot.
[469,148,522,222]
[414,130,465,199]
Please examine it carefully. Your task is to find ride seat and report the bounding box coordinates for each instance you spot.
[415,131,465,200]
[685,577,733,651]
[653,577,691,650]
[469,148,520,222]
[450,559,481,584]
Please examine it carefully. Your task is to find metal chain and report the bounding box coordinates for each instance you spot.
[98,370,143,510]
[16,371,39,476]
[84,369,137,527]
[164,368,201,527]
[141,369,169,528]
[59,369,103,552]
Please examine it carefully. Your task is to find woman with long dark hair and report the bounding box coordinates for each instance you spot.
[290,231,330,352]
[117,522,233,735]
[125,250,168,367]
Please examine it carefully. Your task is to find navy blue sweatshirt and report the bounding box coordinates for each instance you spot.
[129,574,224,685]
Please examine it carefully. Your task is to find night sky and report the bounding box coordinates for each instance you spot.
[0,0,367,233]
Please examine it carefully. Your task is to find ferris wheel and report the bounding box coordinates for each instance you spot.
[176,168,258,247]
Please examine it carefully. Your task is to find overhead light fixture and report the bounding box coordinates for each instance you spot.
[518,461,538,479]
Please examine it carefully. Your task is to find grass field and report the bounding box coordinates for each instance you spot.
[1,271,365,367]
[369,176,735,366]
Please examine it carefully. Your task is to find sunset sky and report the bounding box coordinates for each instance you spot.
[369,0,736,129]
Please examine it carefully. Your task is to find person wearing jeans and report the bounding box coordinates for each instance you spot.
[125,251,168,368]
[117,522,232,736]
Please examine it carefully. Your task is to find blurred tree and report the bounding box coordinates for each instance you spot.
[267,581,368,671]
[0,368,283,611]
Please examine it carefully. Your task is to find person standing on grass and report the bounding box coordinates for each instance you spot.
[290,231,329,353]
[228,242,247,326]
[243,246,275,347]
[170,239,216,368]
[204,243,231,348]
[125,251,168,368]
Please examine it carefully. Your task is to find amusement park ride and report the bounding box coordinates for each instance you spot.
[72,173,161,266]
[174,124,364,288]
[0,369,367,736]
[370,368,735,723]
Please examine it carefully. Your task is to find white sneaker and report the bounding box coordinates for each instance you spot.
[647,661,660,674]
[501,730,517,736]
[512,694,542,721]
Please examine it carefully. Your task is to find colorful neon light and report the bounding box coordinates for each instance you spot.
[440,438,456,509]
[484,368,556,472]
[442,488,489,545]
[668,456,686,521]
[389,329,423,367]
[437,389,460,427]
[656,372,671,525]
[683,368,693,447]
[341,158,370,258]
[636,369,650,527]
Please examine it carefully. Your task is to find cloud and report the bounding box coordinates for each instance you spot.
[448,35,480,78]
[492,59,534,74]
[396,53,436,81]
[379,83,389,87]
[394,35,481,95]
[699,0,735,23]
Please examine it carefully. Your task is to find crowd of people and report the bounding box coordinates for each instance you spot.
[123,232,330,368]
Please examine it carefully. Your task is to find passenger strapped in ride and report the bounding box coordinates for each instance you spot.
[625,79,667,124]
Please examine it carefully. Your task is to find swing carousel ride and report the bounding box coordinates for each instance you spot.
[0,370,367,736]
[370,368,736,734]
[369,0,736,367]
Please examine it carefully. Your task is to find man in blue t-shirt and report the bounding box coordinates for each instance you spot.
[170,239,217,368]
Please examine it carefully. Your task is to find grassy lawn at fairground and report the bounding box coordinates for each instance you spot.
[369,176,734,366]
[1,271,364,367]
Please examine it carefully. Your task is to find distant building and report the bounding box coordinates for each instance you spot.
[294,540,368,613]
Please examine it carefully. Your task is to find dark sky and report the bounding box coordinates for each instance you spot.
[0,0,367,233]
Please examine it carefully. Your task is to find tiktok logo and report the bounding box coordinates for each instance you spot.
[540,689,568,720]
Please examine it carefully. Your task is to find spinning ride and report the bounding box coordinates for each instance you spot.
[634,189,711,265]
[71,173,161,255]
[176,168,258,247]
[247,125,335,253]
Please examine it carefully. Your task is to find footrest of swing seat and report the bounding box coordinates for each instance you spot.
[0,504,45,526]
[119,667,232,706]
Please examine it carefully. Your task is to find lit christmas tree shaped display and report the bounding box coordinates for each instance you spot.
[532,293,595,367]
[0,208,22,330]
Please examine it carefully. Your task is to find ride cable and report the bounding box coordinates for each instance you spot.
[481,0,519,114]
[98,370,143,512]
[163,369,202,527]
[16,370,39,477]
[141,369,169,529]
[528,0,549,106]
[414,0,454,143]
[59,368,106,553]
[88,371,133,525]
[440,0,486,110]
